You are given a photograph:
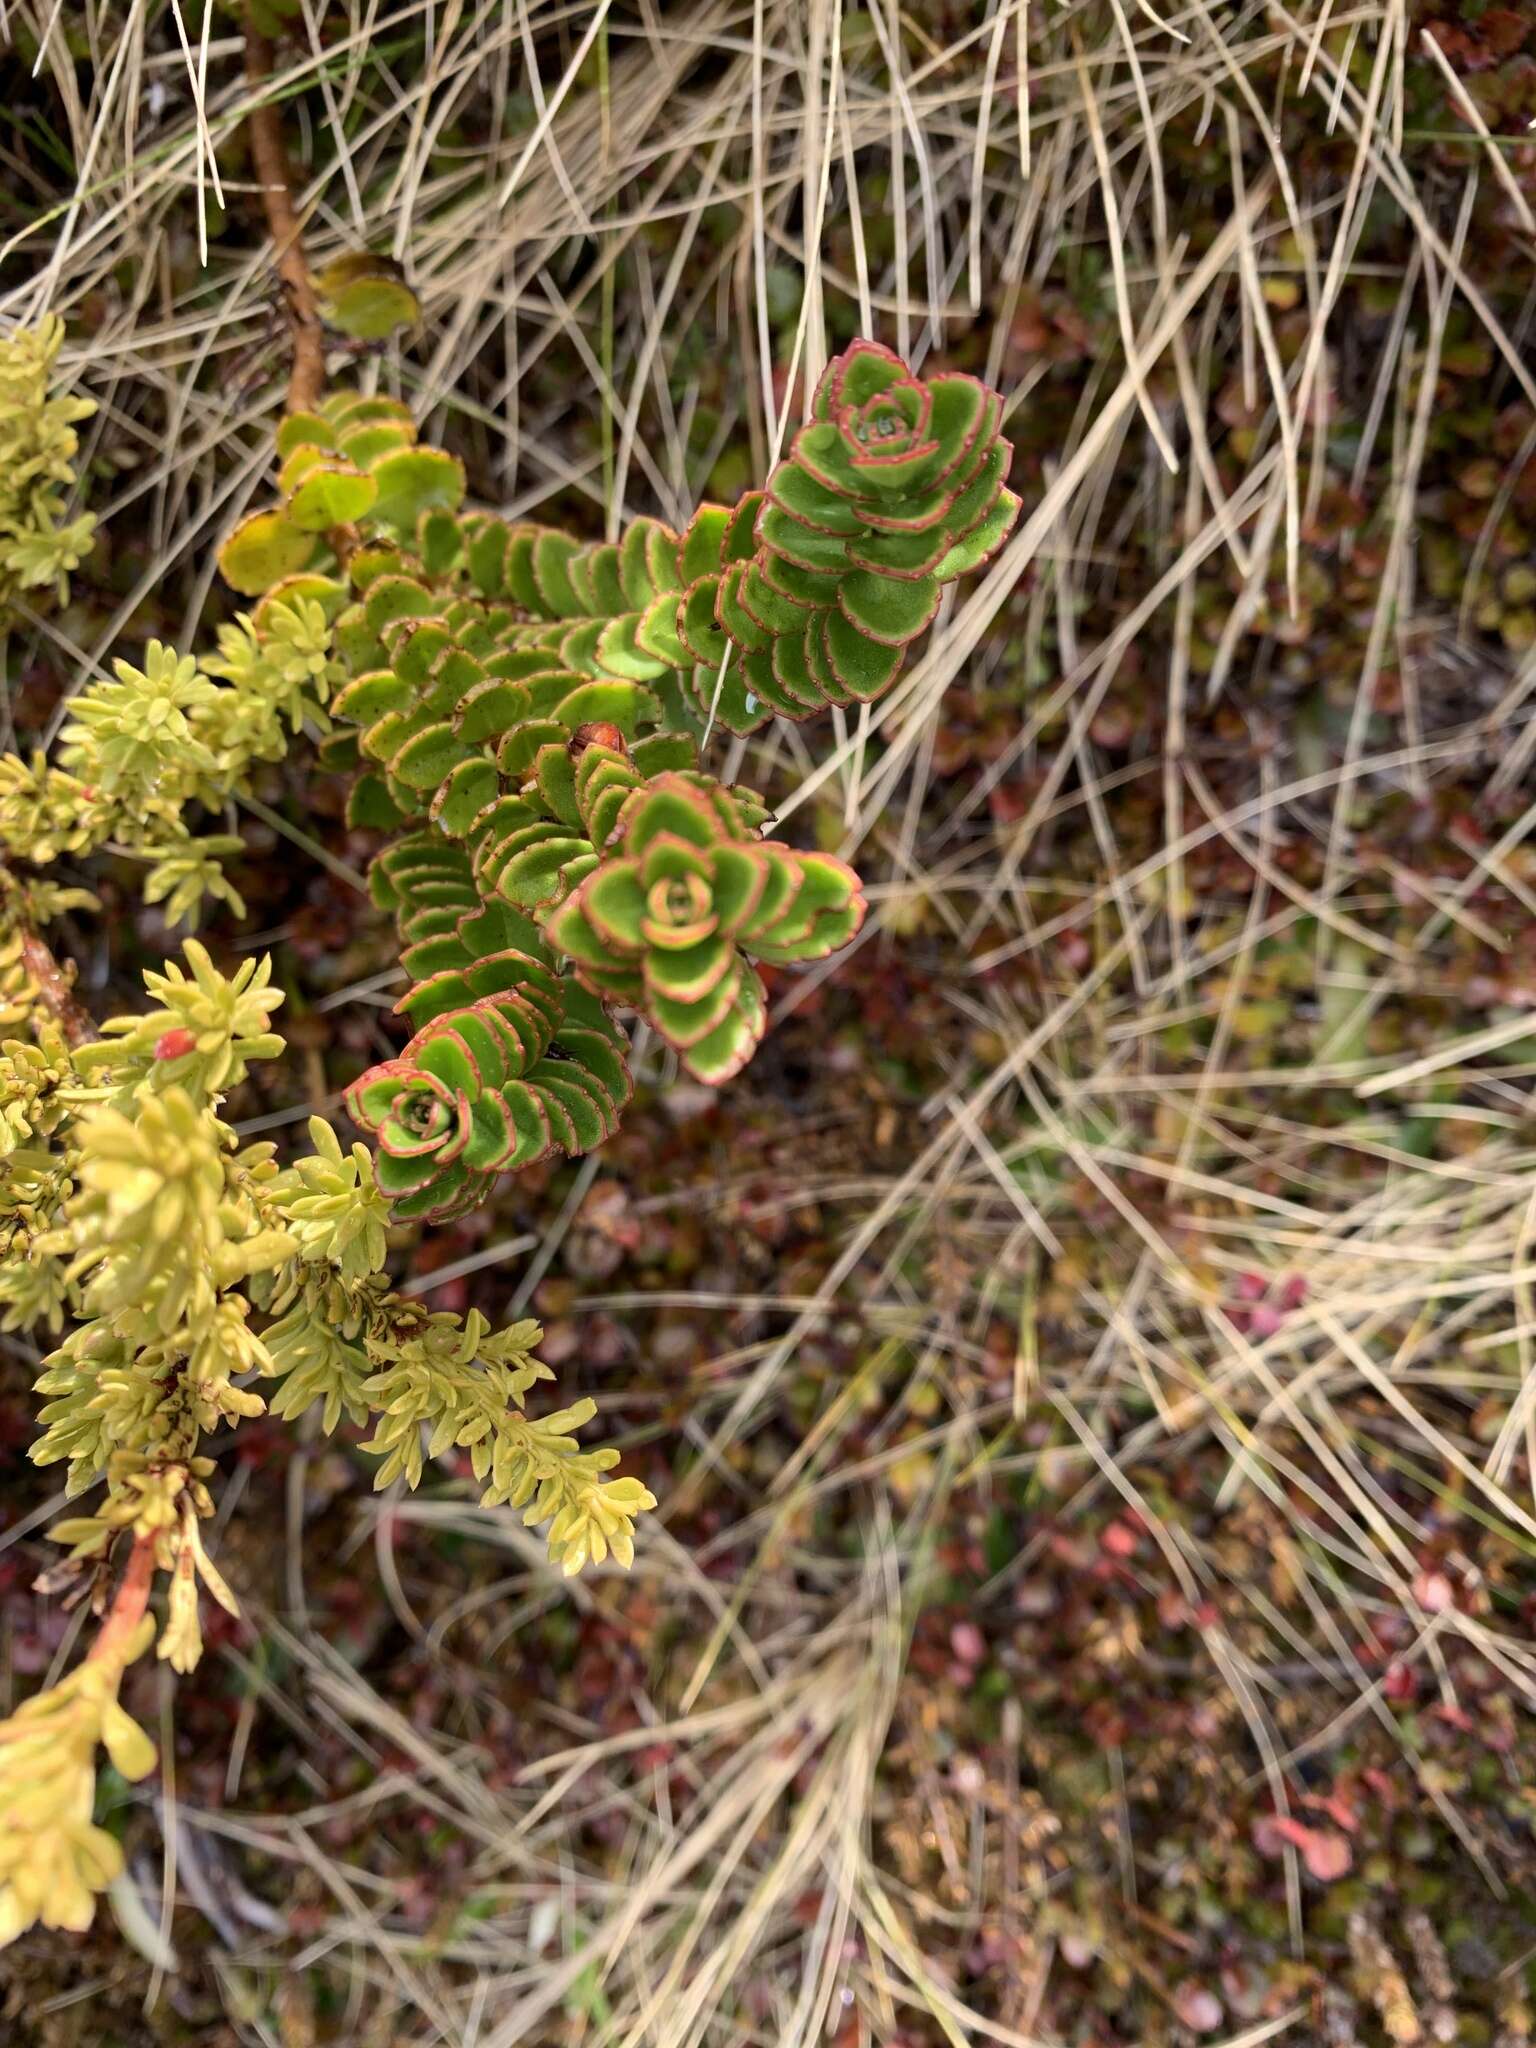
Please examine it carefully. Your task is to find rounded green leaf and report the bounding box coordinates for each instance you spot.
[367,447,466,534]
[320,272,421,342]
[836,569,940,647]
[217,507,320,595]
[286,462,380,533]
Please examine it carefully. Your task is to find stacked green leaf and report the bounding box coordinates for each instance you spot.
[710,339,1020,726]
[218,390,466,596]
[544,773,865,1084]
[216,341,1013,1221]
[345,833,632,1222]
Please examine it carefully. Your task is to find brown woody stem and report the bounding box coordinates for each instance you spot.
[244,6,325,414]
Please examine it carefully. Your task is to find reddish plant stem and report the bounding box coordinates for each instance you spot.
[88,1534,157,1668]
[19,925,96,1046]
[244,6,325,414]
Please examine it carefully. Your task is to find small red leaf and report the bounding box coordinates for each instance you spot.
[155,1028,198,1060]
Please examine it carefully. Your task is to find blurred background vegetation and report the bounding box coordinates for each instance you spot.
[6,1,1536,2042]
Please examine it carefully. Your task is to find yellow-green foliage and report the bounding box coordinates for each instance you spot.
[0,594,343,928]
[0,939,655,1947]
[0,316,341,927]
[0,1612,157,1943]
[0,314,95,615]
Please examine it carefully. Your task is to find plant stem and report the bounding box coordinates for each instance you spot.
[88,1534,157,1668]
[18,924,96,1046]
[243,5,325,414]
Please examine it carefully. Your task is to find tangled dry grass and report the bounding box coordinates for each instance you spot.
[6,1,1536,2043]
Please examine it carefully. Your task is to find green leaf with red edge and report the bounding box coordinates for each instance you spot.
[595,612,671,681]
[822,609,904,699]
[415,1028,482,1096]
[389,1161,473,1221]
[932,487,1020,582]
[554,679,661,737]
[348,1060,412,1127]
[767,459,865,535]
[218,508,319,595]
[722,493,764,562]
[714,562,770,654]
[401,932,473,982]
[565,547,599,616]
[277,410,336,461]
[845,523,950,579]
[927,376,1000,484]
[677,576,729,665]
[694,653,776,733]
[769,627,835,713]
[431,757,500,837]
[679,504,730,582]
[759,549,844,609]
[376,1145,448,1199]
[634,588,691,665]
[575,746,643,844]
[675,970,766,1084]
[544,896,615,971]
[582,861,648,951]
[837,569,940,646]
[550,1025,632,1117]
[286,463,379,533]
[619,516,677,605]
[756,498,851,572]
[736,563,811,638]
[458,1092,512,1171]
[496,823,595,906]
[745,850,866,962]
[930,437,1010,545]
[643,932,735,1005]
[587,544,629,615]
[527,1069,609,1152]
[626,778,722,853]
[790,421,863,500]
[645,956,743,1048]
[532,530,582,616]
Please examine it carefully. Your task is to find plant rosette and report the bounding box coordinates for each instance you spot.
[344,1012,550,1223]
[543,775,865,1083]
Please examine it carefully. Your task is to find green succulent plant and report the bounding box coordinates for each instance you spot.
[693,338,1020,727]
[0,315,96,618]
[195,344,1013,1223]
[544,773,865,1083]
[0,336,1013,1949]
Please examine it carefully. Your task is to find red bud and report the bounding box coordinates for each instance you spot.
[154,1027,197,1060]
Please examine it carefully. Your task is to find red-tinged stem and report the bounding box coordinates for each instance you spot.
[88,1535,157,1669]
[244,5,325,415]
[18,924,96,1046]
